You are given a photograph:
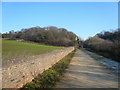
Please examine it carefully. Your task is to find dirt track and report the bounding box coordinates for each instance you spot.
[55,49,119,88]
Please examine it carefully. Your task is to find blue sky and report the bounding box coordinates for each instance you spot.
[2,2,118,40]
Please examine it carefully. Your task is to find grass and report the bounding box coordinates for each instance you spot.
[2,40,64,60]
[21,50,75,89]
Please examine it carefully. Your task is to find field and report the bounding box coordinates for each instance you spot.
[2,40,64,61]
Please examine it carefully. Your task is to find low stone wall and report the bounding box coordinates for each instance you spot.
[2,47,74,88]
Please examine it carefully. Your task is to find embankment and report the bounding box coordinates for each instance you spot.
[2,47,74,88]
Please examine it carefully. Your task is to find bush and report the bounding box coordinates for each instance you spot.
[84,35,120,62]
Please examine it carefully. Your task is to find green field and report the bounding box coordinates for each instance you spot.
[2,40,64,60]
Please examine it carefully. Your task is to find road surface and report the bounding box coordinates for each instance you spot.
[55,49,119,88]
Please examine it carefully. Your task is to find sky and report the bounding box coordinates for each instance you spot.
[2,2,118,40]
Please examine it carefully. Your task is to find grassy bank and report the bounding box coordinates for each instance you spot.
[2,40,64,60]
[21,50,75,89]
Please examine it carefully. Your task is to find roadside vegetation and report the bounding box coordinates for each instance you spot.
[2,40,63,61]
[21,50,75,89]
[84,29,120,62]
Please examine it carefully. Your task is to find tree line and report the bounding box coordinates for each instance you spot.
[84,29,120,62]
[2,26,78,46]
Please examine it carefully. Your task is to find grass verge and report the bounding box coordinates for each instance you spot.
[21,50,75,89]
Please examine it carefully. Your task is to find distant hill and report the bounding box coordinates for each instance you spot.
[2,26,78,46]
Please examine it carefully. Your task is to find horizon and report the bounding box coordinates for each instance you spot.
[2,2,118,40]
